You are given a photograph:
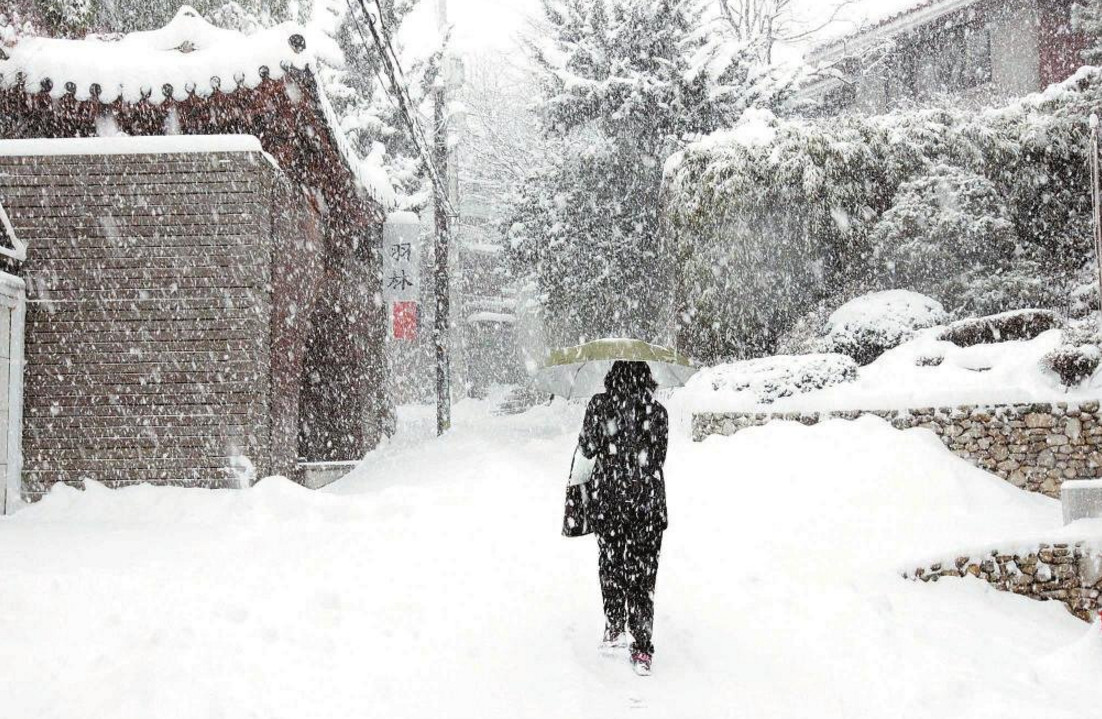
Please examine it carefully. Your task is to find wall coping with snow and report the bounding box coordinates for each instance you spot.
[0,134,264,157]
[694,401,1102,497]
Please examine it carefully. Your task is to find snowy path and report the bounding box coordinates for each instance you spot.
[1,399,1100,718]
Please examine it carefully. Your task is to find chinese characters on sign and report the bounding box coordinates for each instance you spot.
[382,212,423,340]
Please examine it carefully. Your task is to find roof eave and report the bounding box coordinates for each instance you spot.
[807,0,983,66]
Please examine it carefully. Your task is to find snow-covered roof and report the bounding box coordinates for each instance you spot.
[467,311,516,325]
[0,199,26,262]
[0,6,395,209]
[807,0,982,65]
[0,5,337,104]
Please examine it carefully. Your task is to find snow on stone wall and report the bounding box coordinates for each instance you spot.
[694,401,1102,498]
[906,542,1102,622]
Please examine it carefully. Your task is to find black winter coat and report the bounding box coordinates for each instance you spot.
[579,391,669,535]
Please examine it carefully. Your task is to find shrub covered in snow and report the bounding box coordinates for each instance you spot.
[823,291,948,365]
[938,309,1063,348]
[1041,316,1102,387]
[1042,345,1101,387]
[940,260,1071,317]
[868,166,1018,305]
[666,68,1100,361]
[694,353,859,405]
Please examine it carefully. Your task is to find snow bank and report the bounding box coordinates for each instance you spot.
[2,402,1097,717]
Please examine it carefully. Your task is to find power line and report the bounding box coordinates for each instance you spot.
[346,0,457,218]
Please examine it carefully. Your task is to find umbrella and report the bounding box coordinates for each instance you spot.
[534,338,698,399]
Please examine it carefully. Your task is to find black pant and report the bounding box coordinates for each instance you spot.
[597,525,663,654]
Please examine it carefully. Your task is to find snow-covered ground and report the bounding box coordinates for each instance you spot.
[1,398,1100,718]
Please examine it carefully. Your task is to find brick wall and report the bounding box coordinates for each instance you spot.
[694,402,1102,497]
[0,150,323,499]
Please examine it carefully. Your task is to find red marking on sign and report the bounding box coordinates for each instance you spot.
[393,302,419,341]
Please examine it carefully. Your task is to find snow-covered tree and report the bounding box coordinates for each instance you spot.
[93,0,302,34]
[1074,0,1102,63]
[667,68,1102,360]
[312,0,431,208]
[459,51,549,224]
[28,0,95,36]
[869,166,1019,297]
[510,0,796,347]
[1,2,42,45]
[713,0,856,65]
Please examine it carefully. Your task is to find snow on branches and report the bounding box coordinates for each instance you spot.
[510,0,796,348]
[666,68,1102,361]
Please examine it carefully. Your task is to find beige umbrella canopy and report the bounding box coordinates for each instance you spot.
[534,338,697,399]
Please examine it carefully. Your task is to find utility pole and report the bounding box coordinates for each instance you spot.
[433,0,453,436]
[353,0,458,435]
[1092,114,1102,332]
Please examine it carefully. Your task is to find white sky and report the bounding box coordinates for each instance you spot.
[421,0,917,62]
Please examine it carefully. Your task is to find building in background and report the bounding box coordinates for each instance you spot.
[803,0,1088,114]
[457,216,523,399]
[0,9,392,504]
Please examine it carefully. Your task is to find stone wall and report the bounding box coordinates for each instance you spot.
[905,542,1102,621]
[694,401,1102,497]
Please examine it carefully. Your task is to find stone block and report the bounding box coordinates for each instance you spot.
[1061,479,1102,524]
[1081,554,1102,586]
[1025,412,1056,429]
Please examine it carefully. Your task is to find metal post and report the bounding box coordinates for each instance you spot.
[434,0,452,436]
[1091,114,1102,332]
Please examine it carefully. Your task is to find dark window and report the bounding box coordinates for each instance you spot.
[931,23,992,92]
[964,24,993,87]
[888,50,919,97]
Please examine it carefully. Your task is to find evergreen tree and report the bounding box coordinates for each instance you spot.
[313,0,430,207]
[35,0,95,36]
[93,1,302,34]
[510,0,794,347]
[1,1,43,44]
[1074,0,1102,63]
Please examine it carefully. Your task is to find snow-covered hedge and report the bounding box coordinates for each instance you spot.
[1043,345,1101,387]
[824,291,948,365]
[939,310,1063,347]
[693,353,858,405]
[666,69,1101,361]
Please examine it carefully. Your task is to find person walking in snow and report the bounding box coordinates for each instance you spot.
[578,361,668,676]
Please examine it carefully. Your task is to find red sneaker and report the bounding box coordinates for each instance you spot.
[631,651,652,676]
